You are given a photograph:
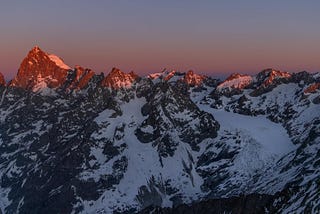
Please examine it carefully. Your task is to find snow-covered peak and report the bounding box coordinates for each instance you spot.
[217,73,253,90]
[48,54,71,70]
[9,46,69,90]
[27,46,70,70]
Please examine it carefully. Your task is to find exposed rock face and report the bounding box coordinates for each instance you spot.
[101,67,139,89]
[255,68,291,87]
[0,48,319,214]
[206,69,320,213]
[249,68,292,96]
[217,73,253,91]
[63,65,95,90]
[182,70,206,87]
[163,70,178,81]
[9,46,70,91]
[0,72,5,86]
[148,70,182,82]
[291,71,315,84]
[304,82,320,94]
[140,194,274,214]
[148,70,210,89]
[136,81,219,154]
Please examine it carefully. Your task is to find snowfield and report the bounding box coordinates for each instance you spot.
[0,60,319,213]
[204,106,296,158]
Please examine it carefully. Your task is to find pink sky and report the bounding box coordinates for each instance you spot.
[1,1,319,80]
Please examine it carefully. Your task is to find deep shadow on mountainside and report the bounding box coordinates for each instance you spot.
[0,47,319,213]
[140,186,310,214]
[140,193,273,214]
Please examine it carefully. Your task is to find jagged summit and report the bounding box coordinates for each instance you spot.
[225,73,246,81]
[182,70,206,86]
[148,70,181,82]
[0,72,5,86]
[2,46,317,96]
[217,73,253,91]
[9,46,71,91]
[0,52,319,213]
[65,65,96,90]
[31,45,41,53]
[1,63,319,213]
[256,68,291,87]
[148,69,207,86]
[101,67,139,89]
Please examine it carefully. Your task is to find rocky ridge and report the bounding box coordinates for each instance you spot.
[0,47,319,213]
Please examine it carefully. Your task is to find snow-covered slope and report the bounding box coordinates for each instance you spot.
[0,48,319,213]
[217,73,253,91]
[48,54,71,70]
[199,71,320,213]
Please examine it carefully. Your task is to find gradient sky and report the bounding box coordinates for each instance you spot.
[1,0,320,80]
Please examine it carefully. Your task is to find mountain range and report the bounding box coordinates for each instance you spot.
[0,47,319,213]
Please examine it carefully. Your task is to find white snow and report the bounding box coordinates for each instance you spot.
[313,72,320,79]
[196,102,297,195]
[80,82,299,212]
[0,188,11,213]
[48,54,71,70]
[217,75,253,90]
[32,79,47,92]
[80,96,205,213]
[199,105,296,158]
[31,74,58,96]
[0,88,7,106]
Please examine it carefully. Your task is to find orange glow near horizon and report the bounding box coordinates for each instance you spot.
[1,42,319,81]
[1,1,320,80]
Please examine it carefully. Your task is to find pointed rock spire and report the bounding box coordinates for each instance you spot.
[31,45,41,53]
[9,46,70,91]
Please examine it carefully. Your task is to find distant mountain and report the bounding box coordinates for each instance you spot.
[0,47,319,213]
[9,46,70,91]
[216,73,253,93]
[101,67,139,89]
[148,70,207,87]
